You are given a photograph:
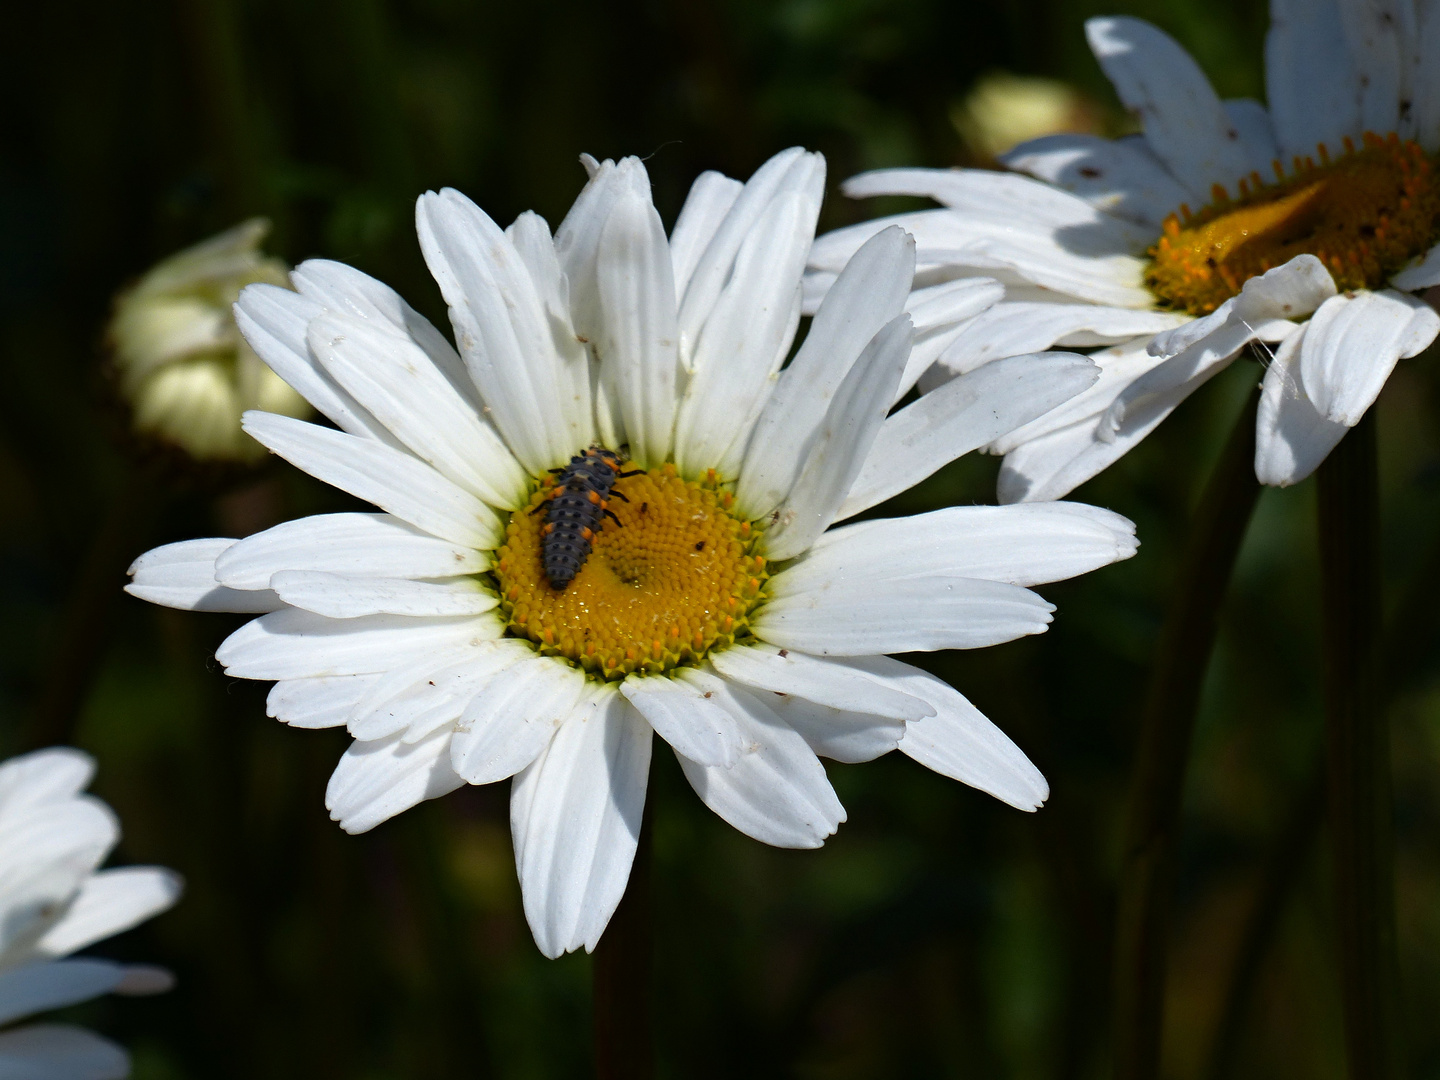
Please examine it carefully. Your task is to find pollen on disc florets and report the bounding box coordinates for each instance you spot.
[491,459,768,680]
[1147,132,1440,315]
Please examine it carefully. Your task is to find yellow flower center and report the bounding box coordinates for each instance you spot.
[492,460,769,680]
[1147,133,1440,315]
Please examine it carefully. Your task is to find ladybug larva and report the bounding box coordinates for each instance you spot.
[536,447,641,589]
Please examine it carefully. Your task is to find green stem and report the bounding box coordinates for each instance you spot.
[1317,410,1406,1080]
[593,802,654,1080]
[1112,386,1262,1080]
[1203,773,1324,1080]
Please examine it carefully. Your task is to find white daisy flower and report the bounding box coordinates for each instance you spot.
[125,146,1137,958]
[807,1,1440,499]
[0,748,182,1080]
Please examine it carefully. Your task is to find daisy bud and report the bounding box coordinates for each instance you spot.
[108,219,311,465]
[951,72,1100,160]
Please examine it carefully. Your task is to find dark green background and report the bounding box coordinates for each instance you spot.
[5,0,1440,1077]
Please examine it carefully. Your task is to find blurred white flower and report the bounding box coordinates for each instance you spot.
[0,748,182,1079]
[809,3,1440,498]
[952,72,1101,160]
[108,220,311,465]
[125,147,1136,958]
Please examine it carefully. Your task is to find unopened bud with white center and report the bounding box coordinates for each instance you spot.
[951,72,1101,160]
[108,219,310,464]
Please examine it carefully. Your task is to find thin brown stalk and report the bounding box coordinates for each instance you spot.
[1317,410,1406,1080]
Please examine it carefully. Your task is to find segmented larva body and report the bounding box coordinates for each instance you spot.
[539,448,632,589]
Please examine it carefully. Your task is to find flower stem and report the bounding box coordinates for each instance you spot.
[1113,385,1262,1080]
[1317,409,1407,1080]
[593,803,654,1080]
[1203,771,1323,1080]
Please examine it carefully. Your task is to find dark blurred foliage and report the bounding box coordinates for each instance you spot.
[3,0,1440,1078]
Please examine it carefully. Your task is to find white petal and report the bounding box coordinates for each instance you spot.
[1000,415,1139,503]
[1300,289,1440,425]
[1255,324,1351,486]
[737,226,915,520]
[507,211,570,324]
[416,188,582,471]
[813,502,1136,587]
[673,191,817,476]
[233,283,394,442]
[1223,98,1280,178]
[216,608,501,679]
[669,171,744,303]
[1000,133,1192,229]
[1005,326,1253,501]
[510,685,652,957]
[708,644,934,721]
[1391,241,1440,291]
[0,1023,128,1080]
[289,258,477,404]
[33,868,182,960]
[886,658,1049,810]
[800,269,838,316]
[1106,257,1333,436]
[1149,254,1334,359]
[346,640,531,743]
[766,695,905,764]
[1337,0,1412,137]
[450,659,587,785]
[1414,0,1440,152]
[936,302,1184,377]
[555,157,626,343]
[269,571,497,619]
[619,670,749,769]
[0,799,118,957]
[840,167,1154,250]
[241,412,501,550]
[678,148,822,365]
[125,538,281,613]
[898,277,1008,397]
[763,314,913,561]
[673,680,844,849]
[0,750,94,814]
[306,313,528,509]
[758,560,1054,656]
[0,960,123,1027]
[507,211,595,437]
[1085,17,1252,198]
[838,352,1100,519]
[1266,0,1362,162]
[812,210,1153,310]
[215,512,488,590]
[326,727,465,834]
[987,337,1165,456]
[267,675,382,729]
[1104,323,1257,440]
[594,163,681,468]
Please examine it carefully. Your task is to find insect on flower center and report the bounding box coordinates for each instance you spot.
[1147,133,1440,315]
[492,459,768,680]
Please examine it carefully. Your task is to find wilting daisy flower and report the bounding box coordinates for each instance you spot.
[0,748,182,1079]
[808,3,1440,499]
[126,147,1137,957]
[108,219,311,465]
